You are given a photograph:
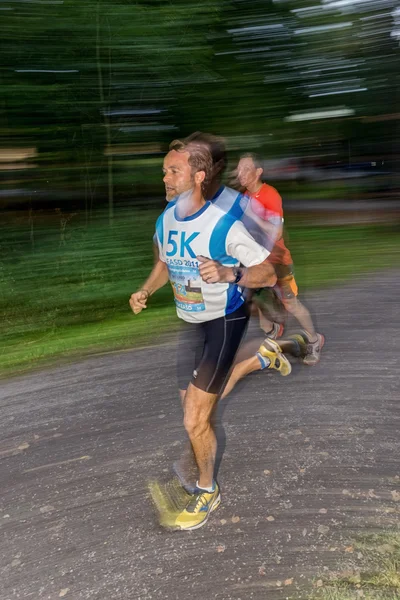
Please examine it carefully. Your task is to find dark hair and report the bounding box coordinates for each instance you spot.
[184,131,227,173]
[240,152,263,170]
[169,138,213,193]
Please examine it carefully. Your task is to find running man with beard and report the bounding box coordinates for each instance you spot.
[166,132,298,498]
[130,139,283,530]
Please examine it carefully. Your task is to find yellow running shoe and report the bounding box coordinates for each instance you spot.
[148,478,191,529]
[257,337,292,376]
[172,483,221,531]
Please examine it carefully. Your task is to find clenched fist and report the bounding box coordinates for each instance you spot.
[129,289,149,314]
[197,255,235,284]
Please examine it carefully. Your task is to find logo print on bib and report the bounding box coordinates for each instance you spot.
[166,231,200,258]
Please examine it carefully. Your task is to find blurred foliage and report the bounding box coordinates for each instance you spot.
[1,207,400,376]
[1,0,399,208]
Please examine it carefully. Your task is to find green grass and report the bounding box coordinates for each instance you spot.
[1,208,399,378]
[305,531,400,600]
[0,207,176,377]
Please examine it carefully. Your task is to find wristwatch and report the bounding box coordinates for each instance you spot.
[232,267,243,284]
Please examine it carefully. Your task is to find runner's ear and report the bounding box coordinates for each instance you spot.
[194,169,206,187]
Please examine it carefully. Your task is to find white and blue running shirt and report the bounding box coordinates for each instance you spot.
[210,185,246,219]
[211,186,278,251]
[155,200,269,323]
[211,185,282,252]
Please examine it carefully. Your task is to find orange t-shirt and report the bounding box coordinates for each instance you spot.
[248,183,292,265]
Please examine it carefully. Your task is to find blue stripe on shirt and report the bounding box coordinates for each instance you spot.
[229,192,247,220]
[209,213,238,266]
[225,284,244,315]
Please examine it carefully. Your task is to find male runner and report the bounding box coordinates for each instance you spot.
[168,132,295,498]
[237,153,324,365]
[130,139,280,530]
[221,331,311,399]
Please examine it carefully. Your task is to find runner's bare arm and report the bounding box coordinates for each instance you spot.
[251,213,283,243]
[153,240,159,263]
[198,257,276,288]
[235,258,276,288]
[129,259,169,314]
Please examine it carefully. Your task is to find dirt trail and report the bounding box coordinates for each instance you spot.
[0,271,399,599]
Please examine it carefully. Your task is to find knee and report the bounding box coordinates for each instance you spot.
[184,412,209,439]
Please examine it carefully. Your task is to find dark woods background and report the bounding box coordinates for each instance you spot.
[2,0,399,214]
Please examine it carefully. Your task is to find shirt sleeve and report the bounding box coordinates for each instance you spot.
[226,220,270,267]
[250,194,283,224]
[259,186,283,215]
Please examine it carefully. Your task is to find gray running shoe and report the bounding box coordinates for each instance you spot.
[303,333,325,366]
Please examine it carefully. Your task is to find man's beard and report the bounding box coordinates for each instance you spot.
[174,188,196,218]
[165,177,196,203]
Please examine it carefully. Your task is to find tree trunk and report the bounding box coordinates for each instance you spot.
[96,4,113,225]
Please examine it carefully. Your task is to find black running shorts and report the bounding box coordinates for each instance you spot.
[177,303,250,395]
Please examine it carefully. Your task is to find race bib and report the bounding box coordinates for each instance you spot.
[167,260,205,313]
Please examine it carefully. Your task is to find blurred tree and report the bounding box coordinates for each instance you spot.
[0,0,399,208]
